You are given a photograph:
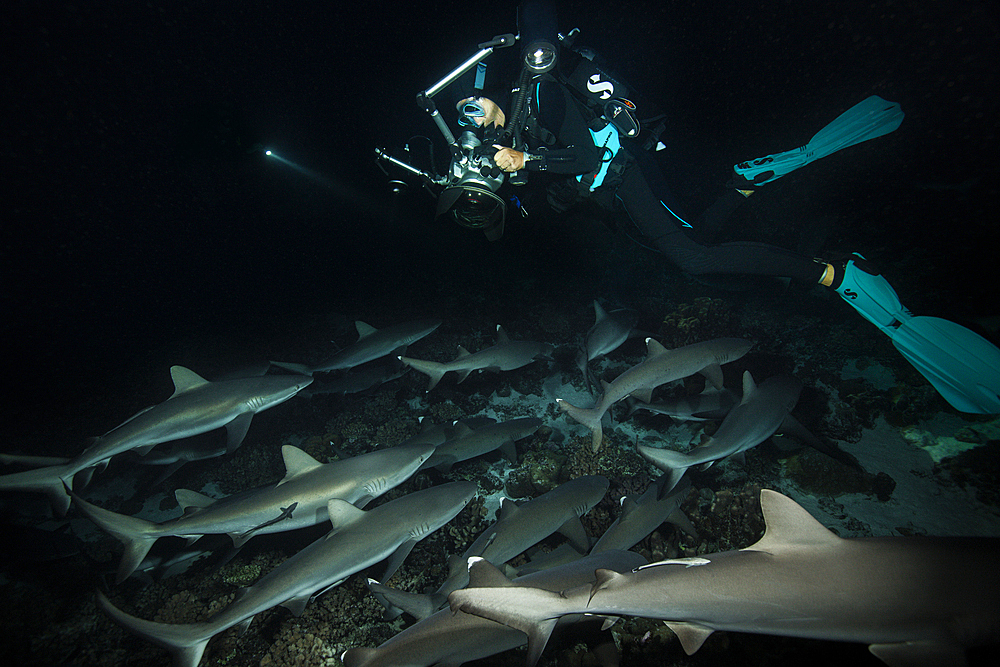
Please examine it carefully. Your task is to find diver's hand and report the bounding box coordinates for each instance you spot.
[492,145,525,172]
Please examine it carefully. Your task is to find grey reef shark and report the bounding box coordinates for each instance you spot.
[98,481,477,667]
[557,337,753,452]
[270,318,442,375]
[400,324,553,392]
[0,366,312,515]
[449,489,1000,667]
[71,441,434,583]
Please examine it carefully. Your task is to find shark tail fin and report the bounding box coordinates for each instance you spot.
[398,356,448,392]
[96,589,213,667]
[452,559,560,667]
[555,399,603,451]
[70,491,160,583]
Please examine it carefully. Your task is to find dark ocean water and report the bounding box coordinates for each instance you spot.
[2,1,998,665]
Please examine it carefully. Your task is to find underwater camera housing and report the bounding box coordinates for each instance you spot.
[374,33,518,241]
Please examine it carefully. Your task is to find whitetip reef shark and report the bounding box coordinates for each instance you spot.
[71,441,435,583]
[341,549,647,667]
[0,366,312,515]
[98,480,477,667]
[399,325,554,392]
[449,489,1000,667]
[557,337,753,452]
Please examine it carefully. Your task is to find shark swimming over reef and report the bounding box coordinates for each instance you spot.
[98,481,477,667]
[576,300,638,392]
[638,371,803,495]
[419,416,542,472]
[450,489,1000,667]
[557,337,753,451]
[271,318,442,375]
[0,366,311,515]
[374,475,610,619]
[341,549,647,667]
[71,442,434,583]
[400,325,553,391]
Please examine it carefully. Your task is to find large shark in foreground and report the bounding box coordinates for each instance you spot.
[450,489,1000,667]
[341,550,647,667]
[0,366,312,515]
[98,481,477,667]
[557,337,753,451]
[400,325,553,392]
[72,442,434,583]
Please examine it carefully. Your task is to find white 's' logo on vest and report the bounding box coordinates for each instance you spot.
[587,74,614,100]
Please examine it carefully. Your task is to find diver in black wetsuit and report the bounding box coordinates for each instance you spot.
[470,85,835,285]
[412,1,1000,415]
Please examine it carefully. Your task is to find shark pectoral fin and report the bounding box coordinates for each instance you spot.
[526,618,560,667]
[868,640,968,667]
[380,539,418,583]
[665,621,714,655]
[366,579,436,620]
[666,508,700,540]
[281,594,312,617]
[235,616,254,636]
[557,516,591,553]
[700,363,724,390]
[225,412,254,453]
[499,439,517,463]
[629,387,655,404]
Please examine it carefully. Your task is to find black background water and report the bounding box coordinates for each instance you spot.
[4,0,997,461]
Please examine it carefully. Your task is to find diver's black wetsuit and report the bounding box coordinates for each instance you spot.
[520,79,826,282]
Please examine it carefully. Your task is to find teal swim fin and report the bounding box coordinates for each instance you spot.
[734,96,905,186]
[835,257,1000,414]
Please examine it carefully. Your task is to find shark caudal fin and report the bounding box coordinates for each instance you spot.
[96,589,214,667]
[71,491,160,583]
[448,558,561,667]
[398,356,448,392]
[555,399,603,452]
[0,464,77,516]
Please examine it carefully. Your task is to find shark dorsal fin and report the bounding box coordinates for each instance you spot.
[169,366,209,397]
[644,338,669,359]
[278,445,324,485]
[467,557,515,588]
[455,345,471,359]
[747,490,839,553]
[740,371,757,404]
[327,499,367,532]
[175,488,216,511]
[593,300,607,323]
[495,325,510,345]
[496,497,520,522]
[355,321,377,340]
[618,494,639,517]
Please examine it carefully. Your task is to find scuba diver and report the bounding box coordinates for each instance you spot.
[376,1,1000,414]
